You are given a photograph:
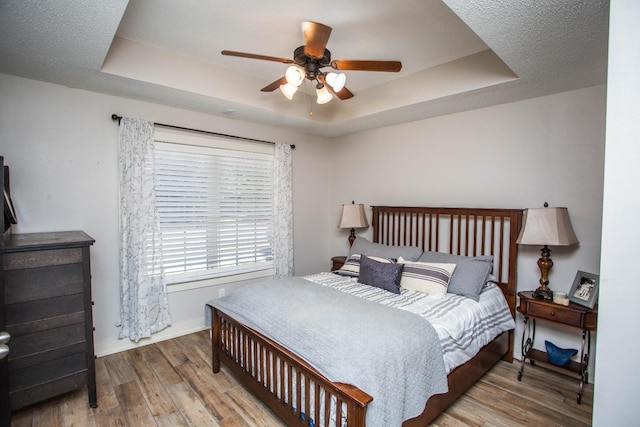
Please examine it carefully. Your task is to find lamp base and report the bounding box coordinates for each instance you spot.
[533,287,553,300]
[348,228,356,247]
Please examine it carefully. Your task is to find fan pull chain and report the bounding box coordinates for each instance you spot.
[308,82,314,117]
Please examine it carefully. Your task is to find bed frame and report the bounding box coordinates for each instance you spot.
[210,206,523,426]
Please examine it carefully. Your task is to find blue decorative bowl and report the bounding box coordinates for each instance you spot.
[545,340,578,366]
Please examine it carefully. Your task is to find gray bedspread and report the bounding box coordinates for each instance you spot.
[207,276,448,427]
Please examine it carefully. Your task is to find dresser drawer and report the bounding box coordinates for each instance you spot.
[4,262,85,304]
[9,352,88,410]
[8,322,87,367]
[3,247,83,270]
[6,292,85,336]
[10,370,88,411]
[527,303,583,327]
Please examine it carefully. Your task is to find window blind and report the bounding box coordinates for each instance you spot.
[153,140,274,284]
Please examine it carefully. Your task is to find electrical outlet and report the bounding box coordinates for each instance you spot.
[218,288,225,297]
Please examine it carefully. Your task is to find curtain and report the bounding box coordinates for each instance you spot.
[118,117,171,342]
[273,143,294,277]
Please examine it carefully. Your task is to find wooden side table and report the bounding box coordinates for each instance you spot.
[516,291,597,404]
[331,256,346,271]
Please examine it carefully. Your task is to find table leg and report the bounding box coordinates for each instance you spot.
[577,329,590,404]
[518,317,535,381]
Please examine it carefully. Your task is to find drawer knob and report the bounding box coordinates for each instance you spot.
[551,311,555,316]
[0,331,10,345]
[0,344,9,360]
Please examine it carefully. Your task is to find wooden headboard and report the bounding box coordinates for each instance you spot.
[371,206,523,358]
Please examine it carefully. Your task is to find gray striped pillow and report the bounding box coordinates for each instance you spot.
[335,253,394,277]
[398,257,456,298]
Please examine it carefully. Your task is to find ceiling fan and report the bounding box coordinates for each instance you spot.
[221,21,402,104]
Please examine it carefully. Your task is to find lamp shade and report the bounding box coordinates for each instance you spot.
[517,207,579,246]
[338,203,369,229]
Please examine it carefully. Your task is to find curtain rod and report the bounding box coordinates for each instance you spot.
[111,114,294,149]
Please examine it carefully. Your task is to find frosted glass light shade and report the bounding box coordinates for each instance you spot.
[326,72,346,92]
[285,66,304,87]
[279,83,298,100]
[316,85,333,104]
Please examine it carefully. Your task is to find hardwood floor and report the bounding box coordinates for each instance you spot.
[10,330,593,426]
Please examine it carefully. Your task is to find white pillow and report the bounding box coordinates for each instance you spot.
[398,257,456,298]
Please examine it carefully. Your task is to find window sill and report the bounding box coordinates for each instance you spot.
[166,268,274,293]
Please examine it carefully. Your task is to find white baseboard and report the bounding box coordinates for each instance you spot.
[94,318,210,357]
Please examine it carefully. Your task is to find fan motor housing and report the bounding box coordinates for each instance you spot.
[293,46,331,80]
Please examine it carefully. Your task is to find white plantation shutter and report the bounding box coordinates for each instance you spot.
[153,138,274,284]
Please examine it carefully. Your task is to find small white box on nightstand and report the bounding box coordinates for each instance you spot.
[553,292,570,306]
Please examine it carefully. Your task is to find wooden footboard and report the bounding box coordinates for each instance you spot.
[211,306,373,427]
[211,304,509,427]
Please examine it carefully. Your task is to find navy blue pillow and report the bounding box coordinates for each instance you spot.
[545,340,578,366]
[358,255,404,294]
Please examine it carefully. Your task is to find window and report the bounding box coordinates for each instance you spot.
[152,129,275,288]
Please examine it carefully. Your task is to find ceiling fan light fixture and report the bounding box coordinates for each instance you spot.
[285,65,304,87]
[316,83,333,104]
[222,22,403,104]
[326,72,346,92]
[280,83,298,100]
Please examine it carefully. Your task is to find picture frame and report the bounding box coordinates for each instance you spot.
[568,270,599,309]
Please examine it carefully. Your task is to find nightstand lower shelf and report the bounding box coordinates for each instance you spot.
[519,323,591,404]
[523,348,584,377]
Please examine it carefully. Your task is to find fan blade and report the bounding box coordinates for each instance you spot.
[319,75,354,100]
[261,76,287,92]
[331,60,402,72]
[302,21,332,58]
[222,50,293,64]
[332,86,354,100]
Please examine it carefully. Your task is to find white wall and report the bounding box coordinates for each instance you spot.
[0,73,332,355]
[593,0,640,424]
[0,71,612,407]
[330,85,607,363]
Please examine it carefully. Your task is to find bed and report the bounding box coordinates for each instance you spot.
[208,206,523,426]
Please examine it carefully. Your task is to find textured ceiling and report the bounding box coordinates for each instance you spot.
[0,0,609,137]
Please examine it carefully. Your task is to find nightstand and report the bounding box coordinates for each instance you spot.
[331,256,346,271]
[516,291,597,404]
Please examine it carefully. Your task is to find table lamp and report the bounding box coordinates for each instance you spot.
[338,201,369,247]
[516,203,579,300]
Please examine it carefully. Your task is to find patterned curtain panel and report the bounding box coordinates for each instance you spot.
[118,117,171,342]
[273,143,294,277]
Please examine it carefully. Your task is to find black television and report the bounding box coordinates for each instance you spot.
[1,156,17,236]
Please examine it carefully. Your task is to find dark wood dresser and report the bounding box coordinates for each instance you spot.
[0,231,96,411]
